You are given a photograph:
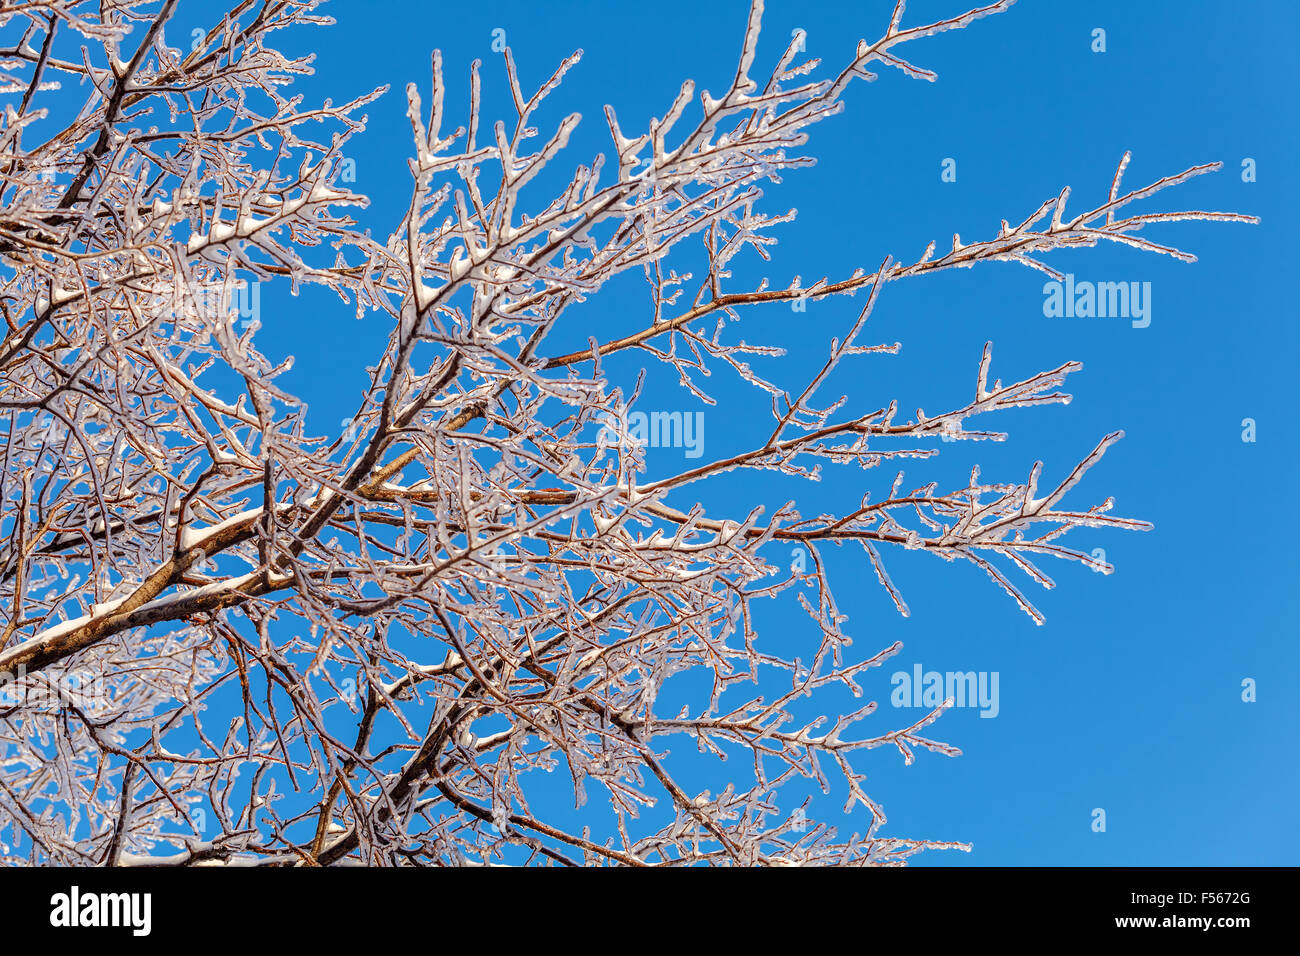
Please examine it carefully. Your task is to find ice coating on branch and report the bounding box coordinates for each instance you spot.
[0,0,1251,868]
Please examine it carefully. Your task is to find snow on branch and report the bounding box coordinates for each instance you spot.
[0,0,1253,866]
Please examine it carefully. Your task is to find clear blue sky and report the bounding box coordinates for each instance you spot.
[191,0,1295,864]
